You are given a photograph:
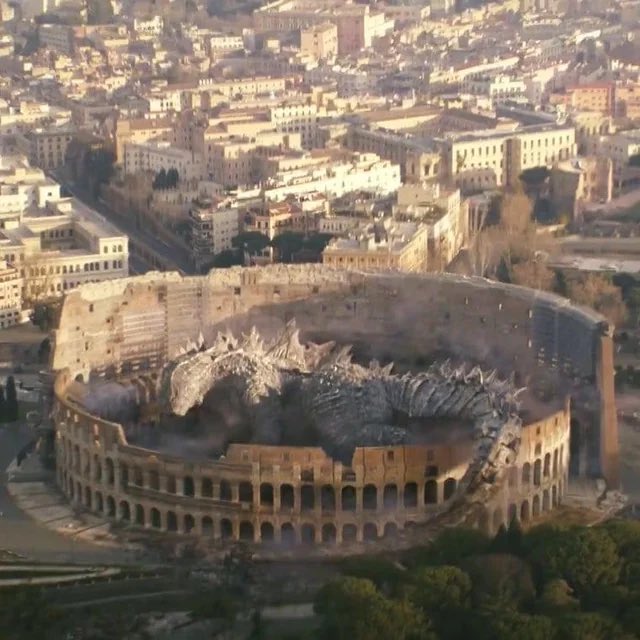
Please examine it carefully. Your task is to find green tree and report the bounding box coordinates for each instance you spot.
[405,527,490,566]
[536,579,579,615]
[153,168,168,190]
[30,303,58,331]
[303,232,334,255]
[232,231,271,257]
[524,525,621,594]
[166,168,179,188]
[271,231,305,263]
[86,148,115,197]
[340,556,406,596]
[556,612,626,640]
[6,376,18,422]
[408,565,472,614]
[315,577,434,640]
[477,609,555,640]
[0,587,63,639]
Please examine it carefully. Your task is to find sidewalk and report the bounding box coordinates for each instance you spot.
[6,453,140,551]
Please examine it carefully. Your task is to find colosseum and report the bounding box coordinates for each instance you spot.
[49,265,619,548]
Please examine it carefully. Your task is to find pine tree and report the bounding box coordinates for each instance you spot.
[5,376,18,422]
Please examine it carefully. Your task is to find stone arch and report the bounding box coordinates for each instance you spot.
[93,454,102,481]
[76,482,82,501]
[202,516,213,535]
[543,453,551,478]
[492,507,504,533]
[260,483,274,506]
[443,478,457,500]
[167,511,178,532]
[363,484,377,510]
[322,523,337,544]
[542,489,550,511]
[533,459,542,486]
[341,486,356,511]
[552,484,558,506]
[522,463,531,485]
[149,470,160,491]
[301,523,315,544]
[119,500,130,521]
[280,484,294,509]
[106,495,115,517]
[383,522,398,538]
[521,499,530,522]
[120,463,129,488]
[73,445,80,472]
[201,478,213,497]
[135,504,145,526]
[133,466,143,487]
[383,484,398,508]
[321,485,335,511]
[239,521,254,541]
[301,485,315,511]
[150,507,161,528]
[105,458,114,485]
[95,491,103,513]
[184,514,195,534]
[84,486,92,508]
[343,523,357,543]
[508,466,518,488]
[404,482,418,508]
[532,494,541,517]
[424,480,438,504]
[239,481,253,503]
[220,480,232,501]
[261,522,275,542]
[166,474,176,494]
[552,449,559,478]
[221,518,233,539]
[569,419,581,476]
[363,523,378,541]
[508,503,518,524]
[183,476,195,497]
[281,522,295,545]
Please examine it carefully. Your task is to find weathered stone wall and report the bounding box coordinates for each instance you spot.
[51,265,616,485]
[53,368,570,544]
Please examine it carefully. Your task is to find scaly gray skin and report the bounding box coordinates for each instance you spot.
[160,321,523,507]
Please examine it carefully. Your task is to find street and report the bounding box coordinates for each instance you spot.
[0,423,134,564]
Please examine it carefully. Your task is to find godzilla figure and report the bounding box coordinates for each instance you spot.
[159,321,524,506]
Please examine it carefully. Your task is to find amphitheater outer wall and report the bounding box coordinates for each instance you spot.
[53,366,571,543]
[51,265,618,488]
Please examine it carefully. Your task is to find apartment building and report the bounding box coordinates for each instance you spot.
[133,16,163,38]
[0,260,22,328]
[0,161,60,222]
[596,129,640,190]
[462,75,527,103]
[551,83,615,115]
[189,200,240,270]
[22,126,75,170]
[244,200,311,240]
[440,124,576,192]
[38,23,74,54]
[123,141,204,181]
[114,117,175,163]
[300,22,338,61]
[257,150,402,201]
[322,219,428,272]
[0,197,128,302]
[270,102,319,148]
[393,182,468,271]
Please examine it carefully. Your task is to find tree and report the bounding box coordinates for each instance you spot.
[510,259,556,291]
[0,587,63,639]
[231,231,271,257]
[556,612,626,640]
[405,528,490,566]
[166,168,179,189]
[29,302,59,331]
[303,232,334,256]
[153,168,168,190]
[523,525,621,594]
[86,148,115,198]
[271,231,305,263]
[315,577,435,640]
[568,275,628,327]
[477,609,555,640]
[408,565,472,615]
[6,376,18,422]
[536,579,579,614]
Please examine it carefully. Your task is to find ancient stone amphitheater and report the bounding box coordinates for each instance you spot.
[50,266,618,548]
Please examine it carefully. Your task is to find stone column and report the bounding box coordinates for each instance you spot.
[176,476,184,496]
[273,484,281,511]
[213,482,221,500]
[231,483,239,503]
